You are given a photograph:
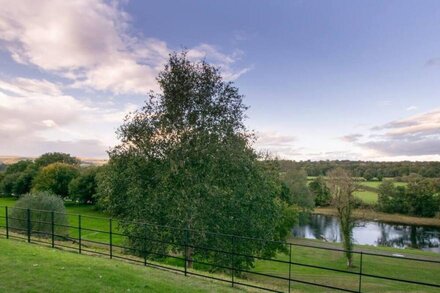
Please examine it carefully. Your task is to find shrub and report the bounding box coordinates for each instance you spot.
[9,192,69,239]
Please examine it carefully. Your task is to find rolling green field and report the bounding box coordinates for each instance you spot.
[1,197,440,292]
[353,190,378,204]
[0,239,238,293]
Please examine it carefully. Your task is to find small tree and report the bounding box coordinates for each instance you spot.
[281,168,314,209]
[326,168,357,267]
[9,192,69,238]
[32,163,79,197]
[309,176,331,206]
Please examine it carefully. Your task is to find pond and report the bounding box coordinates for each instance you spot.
[292,214,440,253]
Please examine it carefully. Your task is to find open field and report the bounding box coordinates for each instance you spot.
[0,239,238,293]
[353,190,378,204]
[1,197,440,292]
[314,207,440,227]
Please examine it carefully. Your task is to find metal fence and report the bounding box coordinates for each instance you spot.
[0,205,439,292]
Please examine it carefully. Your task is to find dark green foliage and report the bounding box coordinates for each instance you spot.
[406,179,440,217]
[68,167,99,203]
[9,192,69,238]
[13,164,38,195]
[34,152,80,168]
[32,163,79,197]
[0,160,36,196]
[4,160,33,174]
[97,52,297,272]
[0,172,20,195]
[309,176,331,206]
[278,160,440,178]
[377,178,440,217]
[281,168,314,209]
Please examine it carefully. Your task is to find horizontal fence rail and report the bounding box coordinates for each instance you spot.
[0,205,439,292]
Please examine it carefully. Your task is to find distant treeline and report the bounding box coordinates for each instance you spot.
[278,160,440,179]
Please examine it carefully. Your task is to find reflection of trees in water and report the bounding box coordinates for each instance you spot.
[292,214,341,242]
[294,215,440,251]
[368,223,439,250]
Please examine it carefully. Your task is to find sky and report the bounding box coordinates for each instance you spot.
[0,0,439,161]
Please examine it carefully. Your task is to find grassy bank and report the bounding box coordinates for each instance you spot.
[0,239,238,292]
[314,207,440,227]
[2,197,440,292]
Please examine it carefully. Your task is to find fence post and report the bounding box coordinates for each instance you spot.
[143,224,147,267]
[5,206,8,239]
[27,208,31,243]
[78,215,82,254]
[184,228,188,276]
[109,218,113,259]
[289,243,292,293]
[358,252,363,292]
[231,235,235,287]
[51,211,55,248]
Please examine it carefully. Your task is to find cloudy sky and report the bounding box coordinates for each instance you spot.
[0,0,439,161]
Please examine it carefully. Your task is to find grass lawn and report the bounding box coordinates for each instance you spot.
[0,239,238,293]
[2,197,440,292]
[353,190,378,204]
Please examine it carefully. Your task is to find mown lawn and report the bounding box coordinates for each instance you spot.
[0,239,239,293]
[2,197,440,292]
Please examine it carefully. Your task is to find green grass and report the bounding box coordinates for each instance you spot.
[0,239,238,293]
[251,239,440,292]
[359,180,408,189]
[2,197,440,292]
[353,190,378,204]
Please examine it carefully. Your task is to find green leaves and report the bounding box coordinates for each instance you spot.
[97,52,296,272]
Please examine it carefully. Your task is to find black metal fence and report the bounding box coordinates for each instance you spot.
[0,205,440,292]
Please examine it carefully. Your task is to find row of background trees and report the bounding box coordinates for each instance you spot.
[279,160,440,180]
[0,152,100,204]
[2,153,439,217]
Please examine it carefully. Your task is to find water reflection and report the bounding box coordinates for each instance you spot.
[292,214,440,253]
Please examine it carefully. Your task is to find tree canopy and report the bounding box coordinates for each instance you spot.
[32,163,79,197]
[97,52,296,271]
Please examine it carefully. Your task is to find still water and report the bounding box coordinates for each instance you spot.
[292,214,440,253]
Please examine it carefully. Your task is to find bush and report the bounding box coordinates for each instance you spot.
[9,192,69,239]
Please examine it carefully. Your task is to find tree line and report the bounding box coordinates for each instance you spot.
[377,176,440,217]
[0,152,100,204]
[279,160,440,180]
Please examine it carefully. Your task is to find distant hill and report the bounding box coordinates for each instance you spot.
[0,156,108,167]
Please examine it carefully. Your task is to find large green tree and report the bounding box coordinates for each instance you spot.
[34,152,80,168]
[97,52,296,271]
[32,163,79,197]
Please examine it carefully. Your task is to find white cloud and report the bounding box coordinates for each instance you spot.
[406,105,418,111]
[0,77,133,157]
[0,0,248,95]
[187,44,251,81]
[347,109,440,158]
